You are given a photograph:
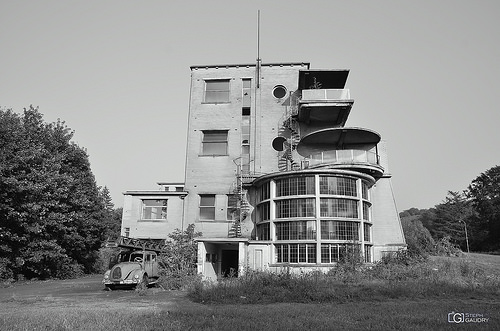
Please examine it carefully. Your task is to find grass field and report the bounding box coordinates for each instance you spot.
[0,253,498,330]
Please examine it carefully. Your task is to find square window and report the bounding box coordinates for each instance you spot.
[200,195,216,220]
[202,130,228,155]
[205,79,230,103]
[142,200,167,220]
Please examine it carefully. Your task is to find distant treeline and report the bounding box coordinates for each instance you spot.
[400,166,500,254]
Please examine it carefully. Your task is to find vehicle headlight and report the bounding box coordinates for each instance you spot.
[134,274,140,279]
[104,271,110,279]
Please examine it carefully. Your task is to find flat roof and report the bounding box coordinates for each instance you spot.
[123,190,187,196]
[190,62,310,70]
[195,237,249,243]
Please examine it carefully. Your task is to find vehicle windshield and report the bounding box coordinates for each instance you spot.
[129,252,144,262]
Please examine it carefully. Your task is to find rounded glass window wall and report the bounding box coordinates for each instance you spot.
[255,173,373,264]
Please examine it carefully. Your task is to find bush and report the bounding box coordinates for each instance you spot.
[55,260,84,279]
[401,218,435,257]
[434,236,463,257]
[157,224,201,290]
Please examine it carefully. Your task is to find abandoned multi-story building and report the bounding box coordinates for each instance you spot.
[120,61,406,280]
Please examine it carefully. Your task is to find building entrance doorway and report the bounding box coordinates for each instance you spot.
[221,250,238,277]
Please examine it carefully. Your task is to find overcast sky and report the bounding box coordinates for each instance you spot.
[1,0,499,211]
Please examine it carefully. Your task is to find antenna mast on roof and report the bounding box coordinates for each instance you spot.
[256,10,261,88]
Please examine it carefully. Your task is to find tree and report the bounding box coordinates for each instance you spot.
[0,106,107,279]
[401,218,435,257]
[420,191,474,252]
[467,165,500,251]
[98,186,122,239]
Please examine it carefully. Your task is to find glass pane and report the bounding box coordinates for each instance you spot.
[203,142,227,155]
[200,207,215,220]
[206,80,229,91]
[205,91,230,103]
[203,132,227,142]
[200,195,215,206]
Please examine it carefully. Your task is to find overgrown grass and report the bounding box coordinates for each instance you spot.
[1,254,498,330]
[1,299,498,330]
[188,255,500,304]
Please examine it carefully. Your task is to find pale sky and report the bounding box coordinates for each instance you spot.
[1,0,499,211]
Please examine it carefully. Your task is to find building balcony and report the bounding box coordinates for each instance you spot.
[304,149,384,177]
[301,88,351,101]
[297,89,353,125]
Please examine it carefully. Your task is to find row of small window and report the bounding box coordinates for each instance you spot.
[275,243,372,264]
[257,177,370,202]
[257,221,371,242]
[258,199,371,220]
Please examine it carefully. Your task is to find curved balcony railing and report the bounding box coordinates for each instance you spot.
[306,149,380,169]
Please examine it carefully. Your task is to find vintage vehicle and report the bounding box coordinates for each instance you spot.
[102,237,163,290]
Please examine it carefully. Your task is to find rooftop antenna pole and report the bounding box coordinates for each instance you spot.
[256,10,261,88]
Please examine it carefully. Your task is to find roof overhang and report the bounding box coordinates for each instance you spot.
[297,127,381,155]
[123,191,188,196]
[195,237,250,244]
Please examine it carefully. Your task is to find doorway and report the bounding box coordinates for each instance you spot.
[221,250,239,277]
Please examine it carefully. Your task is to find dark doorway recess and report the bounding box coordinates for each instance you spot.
[221,250,238,277]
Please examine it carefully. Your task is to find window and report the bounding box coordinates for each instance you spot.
[276,221,316,240]
[364,245,372,263]
[257,201,270,222]
[257,223,270,240]
[141,199,167,220]
[204,79,230,103]
[320,243,360,263]
[361,181,369,200]
[258,182,270,202]
[276,244,316,263]
[241,107,251,173]
[276,198,315,218]
[319,176,357,197]
[320,220,359,240]
[364,223,371,242]
[202,130,228,155]
[320,198,358,218]
[272,85,287,99]
[242,79,251,107]
[199,195,216,220]
[276,176,315,197]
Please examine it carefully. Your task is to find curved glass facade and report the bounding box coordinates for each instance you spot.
[255,172,373,264]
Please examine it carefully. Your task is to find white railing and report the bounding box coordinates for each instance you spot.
[306,149,379,168]
[301,89,350,101]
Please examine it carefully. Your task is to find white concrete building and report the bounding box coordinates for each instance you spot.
[121,62,406,280]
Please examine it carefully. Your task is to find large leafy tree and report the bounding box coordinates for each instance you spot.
[419,191,474,251]
[0,106,107,279]
[467,165,500,251]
